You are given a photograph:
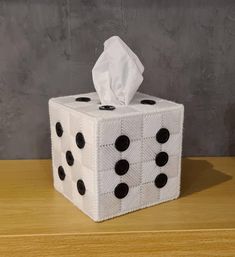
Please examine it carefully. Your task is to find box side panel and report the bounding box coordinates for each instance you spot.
[49,99,98,221]
[49,99,72,196]
[96,105,184,222]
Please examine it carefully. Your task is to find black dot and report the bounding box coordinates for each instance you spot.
[99,105,116,111]
[115,135,130,152]
[76,97,91,102]
[77,179,86,195]
[155,152,169,167]
[141,99,156,105]
[114,183,129,199]
[58,166,65,181]
[156,128,170,144]
[76,132,85,149]
[66,151,74,166]
[155,173,168,188]
[55,122,63,137]
[115,159,129,176]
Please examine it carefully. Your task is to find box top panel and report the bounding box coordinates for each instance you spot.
[50,92,183,120]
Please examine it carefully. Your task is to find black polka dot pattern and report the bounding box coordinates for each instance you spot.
[66,151,74,166]
[55,122,63,137]
[115,159,129,176]
[58,166,65,181]
[76,97,91,102]
[76,132,85,149]
[99,105,116,111]
[77,179,86,195]
[141,99,156,105]
[115,135,130,152]
[156,128,170,144]
[114,183,129,199]
[155,173,168,188]
[155,152,169,167]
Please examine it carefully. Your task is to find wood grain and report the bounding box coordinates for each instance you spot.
[0,157,235,256]
[0,230,235,257]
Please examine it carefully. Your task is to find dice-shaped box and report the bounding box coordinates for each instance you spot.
[49,92,184,221]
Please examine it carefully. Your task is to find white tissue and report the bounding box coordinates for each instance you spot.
[92,36,144,105]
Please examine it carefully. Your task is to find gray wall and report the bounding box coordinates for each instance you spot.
[0,0,235,159]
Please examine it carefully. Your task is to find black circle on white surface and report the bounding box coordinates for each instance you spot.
[75,97,91,102]
[156,128,170,144]
[140,99,156,105]
[77,179,86,195]
[99,105,116,111]
[55,122,63,137]
[115,159,129,176]
[66,151,74,166]
[58,166,66,181]
[115,135,130,152]
[155,152,169,167]
[76,132,85,149]
[155,173,168,188]
[114,183,129,199]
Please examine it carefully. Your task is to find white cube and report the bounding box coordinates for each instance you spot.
[49,92,184,221]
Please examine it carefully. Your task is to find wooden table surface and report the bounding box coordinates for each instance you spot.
[0,157,234,256]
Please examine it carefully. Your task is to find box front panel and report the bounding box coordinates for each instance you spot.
[97,107,184,221]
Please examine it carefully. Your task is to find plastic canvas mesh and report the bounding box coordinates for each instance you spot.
[49,92,184,221]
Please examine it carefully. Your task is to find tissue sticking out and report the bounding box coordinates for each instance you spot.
[92,36,144,106]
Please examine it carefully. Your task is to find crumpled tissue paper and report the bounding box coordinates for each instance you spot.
[92,36,144,105]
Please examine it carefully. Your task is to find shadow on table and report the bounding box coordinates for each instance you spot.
[180,158,232,197]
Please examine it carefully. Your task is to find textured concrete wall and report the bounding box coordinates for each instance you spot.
[0,0,235,159]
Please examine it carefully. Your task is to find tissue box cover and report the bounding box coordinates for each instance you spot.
[49,92,184,222]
